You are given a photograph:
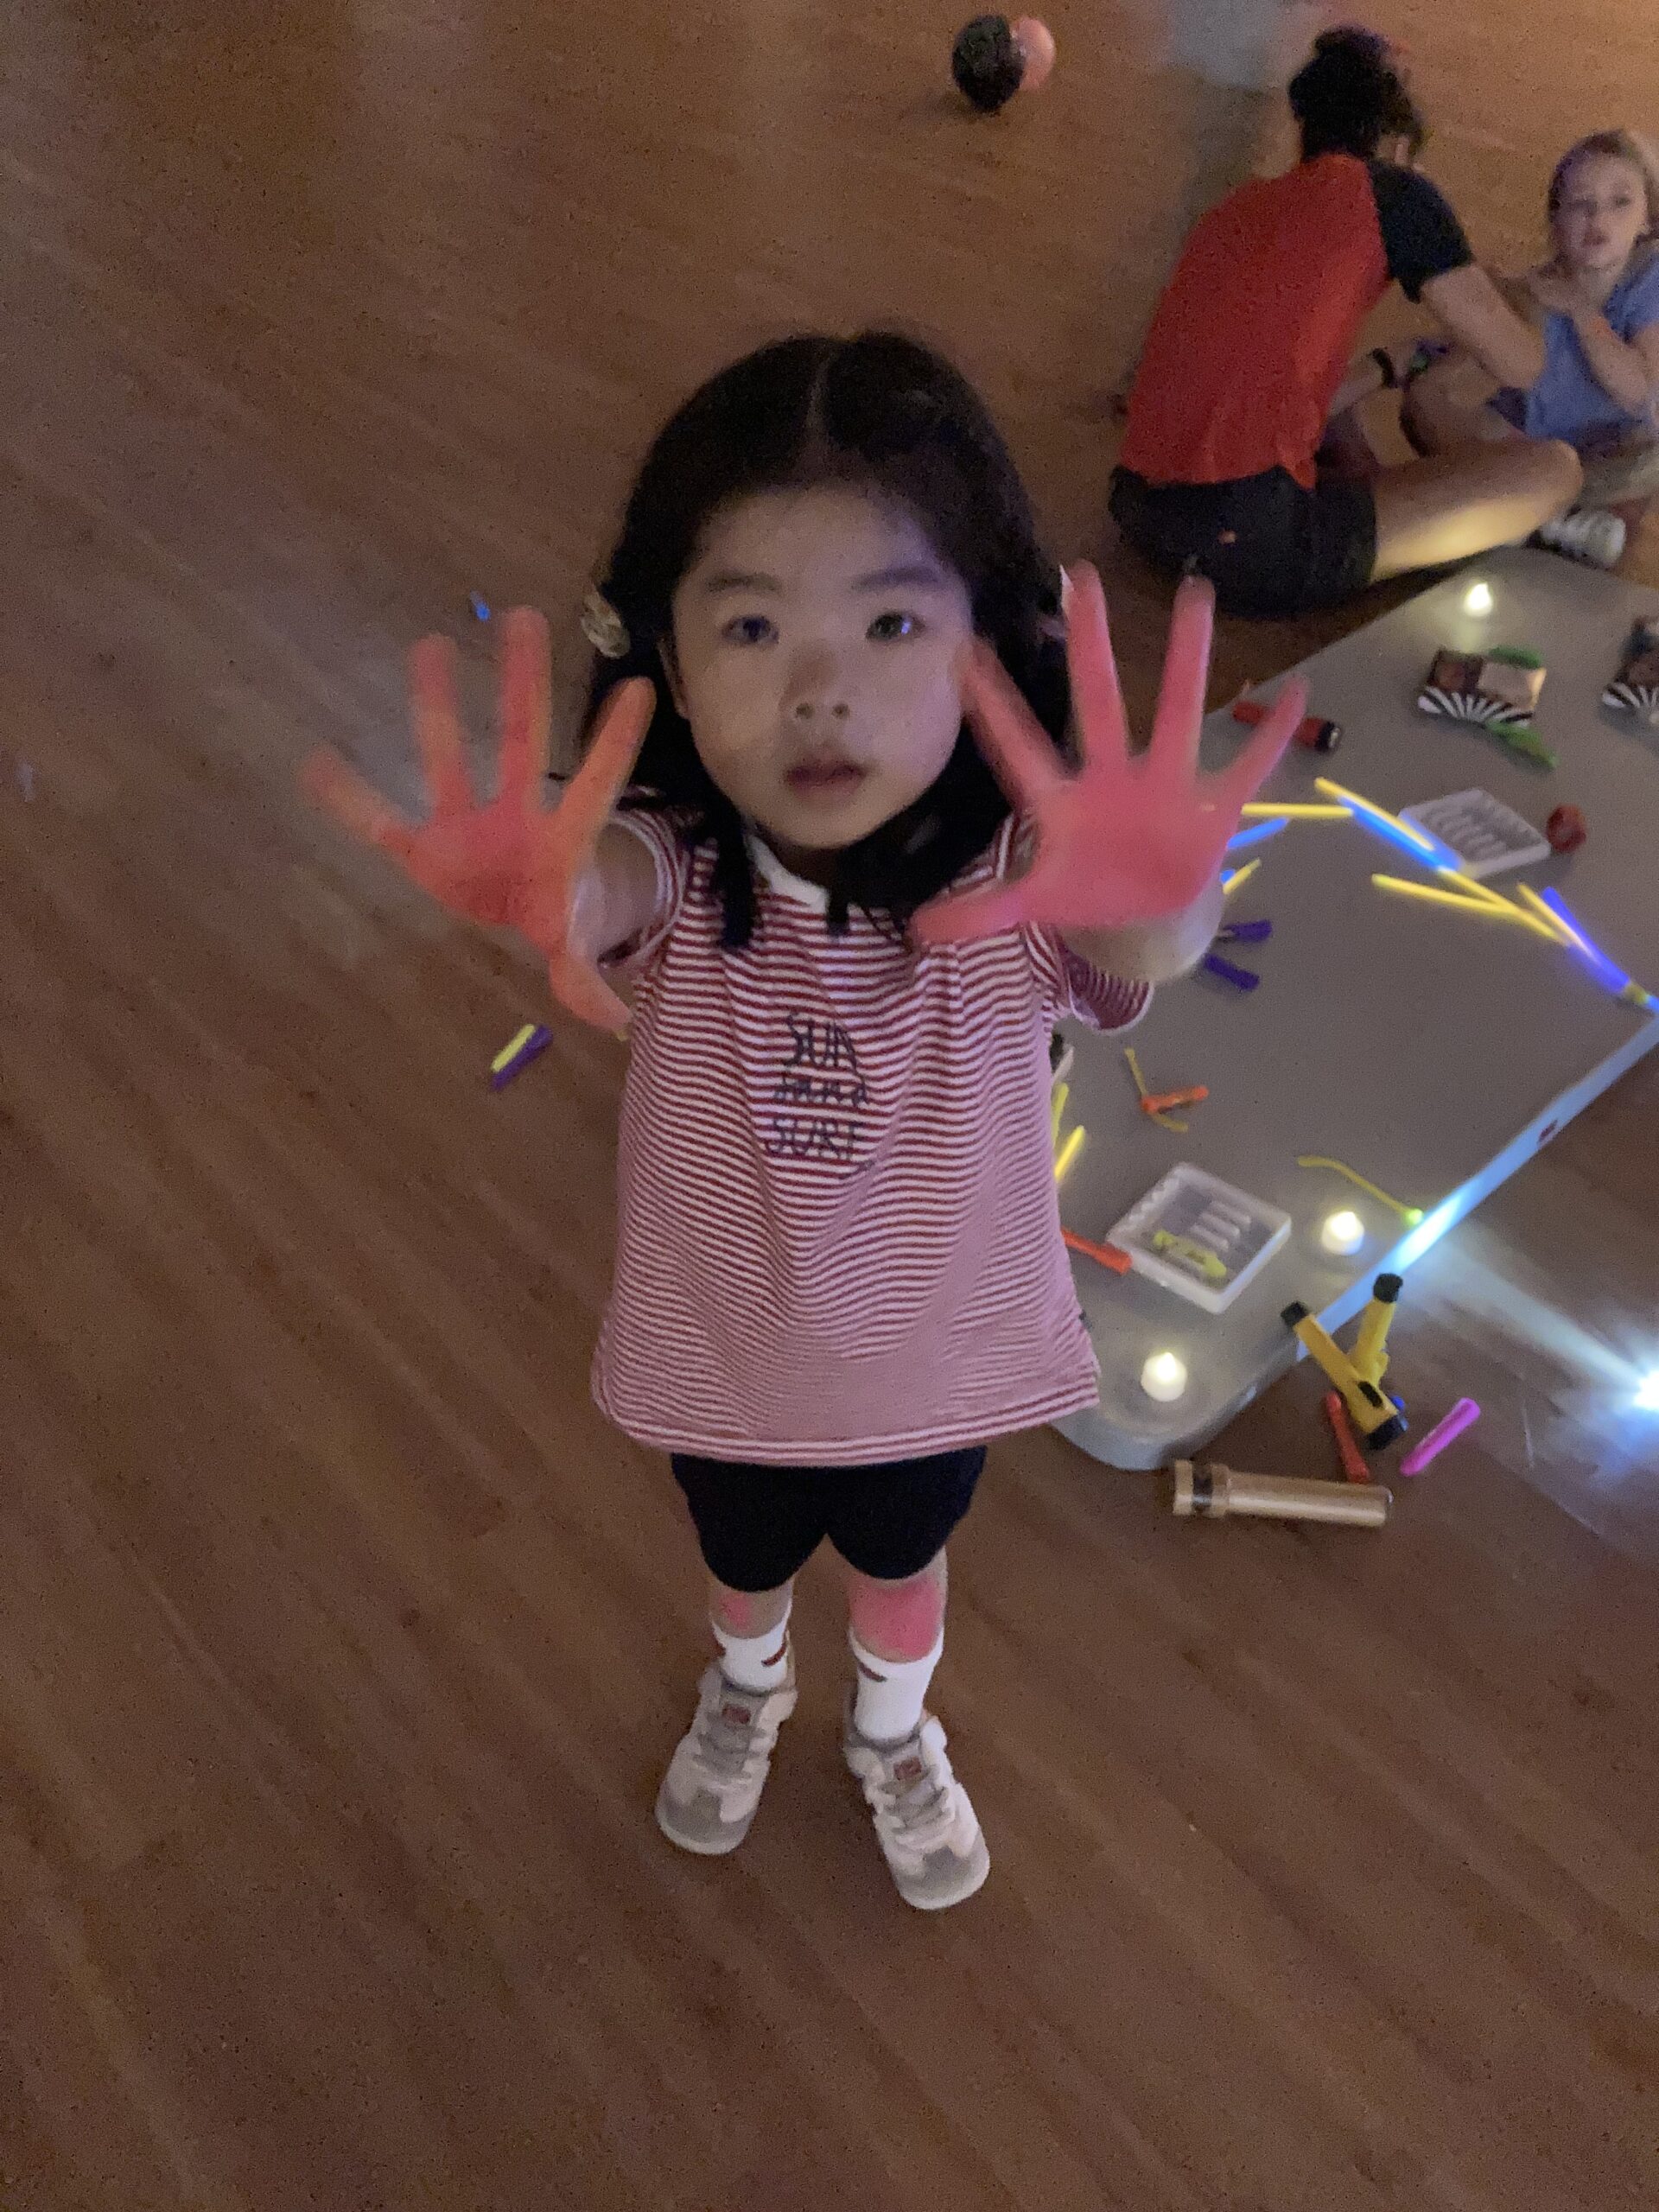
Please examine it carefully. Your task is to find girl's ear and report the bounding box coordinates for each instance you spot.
[659,636,690,720]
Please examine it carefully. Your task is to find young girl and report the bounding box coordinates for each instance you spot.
[307,334,1297,1911]
[1406,130,1659,563]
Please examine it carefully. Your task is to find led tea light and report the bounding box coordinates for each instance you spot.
[1141,1351,1189,1404]
[1463,581,1494,617]
[1319,1208,1365,1257]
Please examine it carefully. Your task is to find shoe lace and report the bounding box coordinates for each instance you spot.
[868,1745,958,1855]
[689,1689,775,1794]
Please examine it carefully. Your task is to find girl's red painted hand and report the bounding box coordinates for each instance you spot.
[302,607,653,1033]
[912,565,1305,944]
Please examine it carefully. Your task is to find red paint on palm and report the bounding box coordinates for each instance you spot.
[913,567,1306,944]
[302,607,653,1033]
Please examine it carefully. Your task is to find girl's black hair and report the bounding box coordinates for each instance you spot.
[581,331,1068,948]
[1289,27,1427,163]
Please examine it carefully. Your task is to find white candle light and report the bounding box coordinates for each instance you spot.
[1464,581,1494,617]
[1319,1208,1365,1257]
[1141,1351,1188,1404]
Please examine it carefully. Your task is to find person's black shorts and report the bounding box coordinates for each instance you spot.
[670,1446,987,1592]
[1109,464,1377,618]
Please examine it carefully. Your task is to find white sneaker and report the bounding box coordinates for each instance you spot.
[843,1705,990,1910]
[1537,508,1626,569]
[656,1660,797,1856]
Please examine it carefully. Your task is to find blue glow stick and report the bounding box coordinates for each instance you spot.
[1224,817,1289,855]
[1537,888,1631,990]
[1350,805,1462,869]
[1314,777,1463,871]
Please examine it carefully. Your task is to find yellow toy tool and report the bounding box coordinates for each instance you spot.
[1348,1271,1401,1389]
[1281,1274,1407,1451]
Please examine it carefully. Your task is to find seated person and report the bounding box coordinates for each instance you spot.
[1405,130,1659,566]
[1110,27,1592,618]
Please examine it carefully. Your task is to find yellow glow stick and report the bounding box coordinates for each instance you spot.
[1124,1045,1185,1129]
[1053,1126,1085,1184]
[1314,776,1438,854]
[1515,881,1586,948]
[1221,857,1261,898]
[491,1024,540,1074]
[1051,1080,1070,1146]
[1296,1155,1423,1227]
[1433,866,1513,912]
[1240,802,1353,820]
[1370,874,1557,938]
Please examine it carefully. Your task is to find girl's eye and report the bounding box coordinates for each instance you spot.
[868,610,922,642]
[721,613,777,646]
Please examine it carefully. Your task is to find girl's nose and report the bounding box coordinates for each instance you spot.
[786,652,851,722]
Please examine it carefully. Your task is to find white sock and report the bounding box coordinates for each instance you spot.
[714,1605,791,1694]
[849,1630,944,1745]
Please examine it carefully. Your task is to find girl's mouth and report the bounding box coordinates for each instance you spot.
[785,757,868,798]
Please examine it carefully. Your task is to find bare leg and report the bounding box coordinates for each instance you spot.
[845,1553,949,1665]
[1370,441,1583,582]
[709,1576,792,1642]
[1399,350,1516,457]
[1579,437,1659,511]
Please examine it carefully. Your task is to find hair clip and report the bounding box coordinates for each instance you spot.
[581,586,630,659]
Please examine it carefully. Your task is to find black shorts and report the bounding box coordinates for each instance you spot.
[1109,465,1377,618]
[670,1446,987,1592]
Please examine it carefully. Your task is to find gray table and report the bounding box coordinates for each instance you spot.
[1056,549,1659,1471]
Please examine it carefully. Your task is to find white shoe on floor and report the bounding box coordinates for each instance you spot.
[843,1704,990,1911]
[656,1660,797,1856]
[1537,508,1627,569]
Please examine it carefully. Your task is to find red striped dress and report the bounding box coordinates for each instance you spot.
[592,814,1148,1465]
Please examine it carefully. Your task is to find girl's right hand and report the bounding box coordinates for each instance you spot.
[1522,263,1588,317]
[302,607,654,1033]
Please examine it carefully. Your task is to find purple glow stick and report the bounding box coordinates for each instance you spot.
[489,1023,554,1090]
[1203,951,1260,991]
[1400,1396,1481,1476]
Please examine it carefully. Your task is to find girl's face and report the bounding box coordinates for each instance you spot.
[1554,154,1649,277]
[666,485,975,879]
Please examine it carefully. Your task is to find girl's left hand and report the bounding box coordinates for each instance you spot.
[912,565,1305,944]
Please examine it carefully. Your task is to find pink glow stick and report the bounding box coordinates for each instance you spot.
[1400,1397,1481,1476]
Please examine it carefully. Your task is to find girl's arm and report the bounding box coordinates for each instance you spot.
[570,821,669,964]
[1562,306,1659,419]
[1421,264,1547,391]
[303,613,658,1035]
[1063,879,1225,986]
[914,570,1300,966]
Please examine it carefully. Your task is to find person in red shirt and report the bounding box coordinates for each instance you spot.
[1113,28,1587,615]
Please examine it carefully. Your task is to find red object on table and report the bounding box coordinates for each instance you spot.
[1062,1229,1134,1274]
[1232,696,1342,753]
[1546,804,1587,854]
[1141,1085,1209,1116]
[1323,1390,1372,1484]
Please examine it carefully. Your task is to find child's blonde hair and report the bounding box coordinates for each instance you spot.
[1548,130,1659,241]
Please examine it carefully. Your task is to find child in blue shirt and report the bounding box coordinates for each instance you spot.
[1406,130,1659,563]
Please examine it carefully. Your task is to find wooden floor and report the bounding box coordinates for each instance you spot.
[3,3,1657,2207]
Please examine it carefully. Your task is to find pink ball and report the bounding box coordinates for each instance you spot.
[1012,16,1056,92]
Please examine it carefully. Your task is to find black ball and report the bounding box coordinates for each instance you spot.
[951,16,1023,114]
